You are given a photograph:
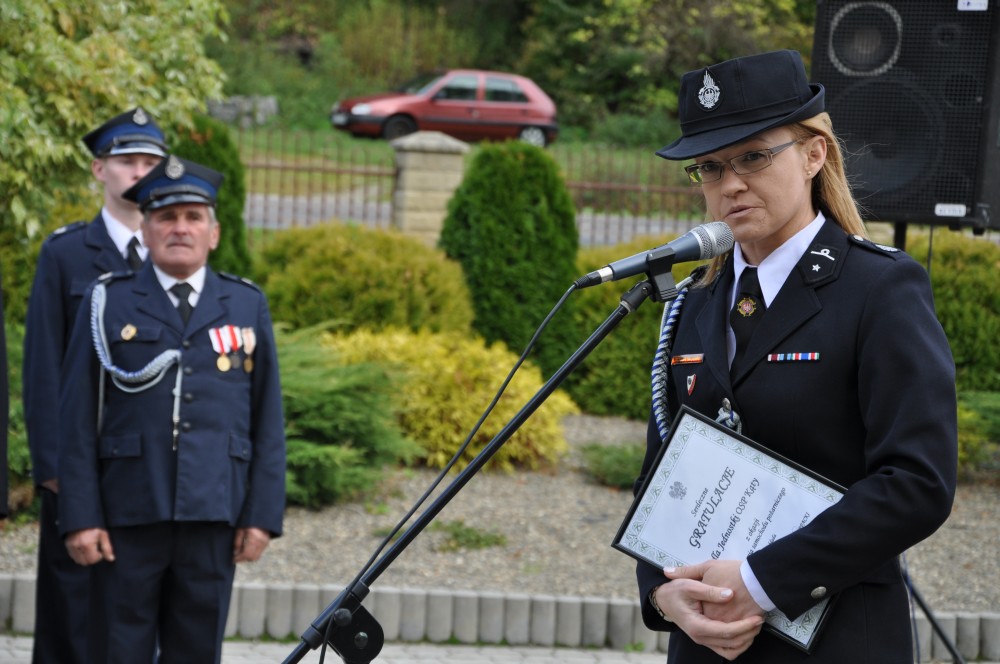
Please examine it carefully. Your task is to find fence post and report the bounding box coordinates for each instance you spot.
[390,131,469,246]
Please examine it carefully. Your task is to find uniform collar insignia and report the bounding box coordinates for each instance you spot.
[797,242,840,285]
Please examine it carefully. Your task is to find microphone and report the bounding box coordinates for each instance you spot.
[574,221,734,288]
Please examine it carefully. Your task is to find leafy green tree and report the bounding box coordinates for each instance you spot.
[518,0,815,129]
[0,0,226,320]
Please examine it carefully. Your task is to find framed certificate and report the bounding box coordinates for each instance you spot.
[613,406,846,653]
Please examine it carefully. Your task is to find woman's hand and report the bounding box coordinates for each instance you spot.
[653,565,765,660]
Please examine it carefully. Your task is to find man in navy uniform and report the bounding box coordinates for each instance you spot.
[22,107,167,663]
[57,154,286,663]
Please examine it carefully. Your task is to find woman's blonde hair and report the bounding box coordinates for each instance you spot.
[697,111,867,285]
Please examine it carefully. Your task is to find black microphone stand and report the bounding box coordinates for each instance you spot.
[283,265,681,663]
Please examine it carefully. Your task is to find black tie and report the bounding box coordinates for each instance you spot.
[126,237,143,271]
[170,282,194,324]
[730,267,766,371]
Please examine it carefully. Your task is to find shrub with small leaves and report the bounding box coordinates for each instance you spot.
[278,325,418,507]
[564,236,705,421]
[255,225,474,334]
[439,141,579,379]
[907,231,1000,392]
[325,328,578,472]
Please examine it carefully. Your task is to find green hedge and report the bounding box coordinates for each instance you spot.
[562,237,706,421]
[439,142,579,379]
[906,231,1000,392]
[254,224,475,334]
[326,328,578,472]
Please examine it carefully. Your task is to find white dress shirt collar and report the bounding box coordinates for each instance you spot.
[153,265,207,308]
[732,211,826,309]
[102,207,146,261]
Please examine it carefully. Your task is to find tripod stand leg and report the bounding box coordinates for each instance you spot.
[905,571,965,664]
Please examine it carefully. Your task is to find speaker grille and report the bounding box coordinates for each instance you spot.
[813,1,998,225]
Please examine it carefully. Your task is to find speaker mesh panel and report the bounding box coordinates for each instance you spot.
[812,1,998,225]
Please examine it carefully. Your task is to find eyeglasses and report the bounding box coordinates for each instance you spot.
[684,139,802,185]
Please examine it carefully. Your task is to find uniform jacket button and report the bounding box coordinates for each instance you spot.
[182,339,192,348]
[183,366,193,375]
[183,392,194,402]
[181,421,192,432]
[810,586,827,600]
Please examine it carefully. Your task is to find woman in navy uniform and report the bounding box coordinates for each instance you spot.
[22,108,167,664]
[634,50,957,662]
[57,155,286,663]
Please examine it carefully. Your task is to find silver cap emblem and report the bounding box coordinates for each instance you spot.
[697,71,721,111]
[165,155,184,179]
[132,108,149,125]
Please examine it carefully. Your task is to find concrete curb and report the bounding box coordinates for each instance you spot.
[2,574,998,659]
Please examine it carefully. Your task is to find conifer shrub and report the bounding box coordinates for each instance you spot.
[563,236,704,421]
[906,231,1000,391]
[254,225,474,334]
[170,113,252,277]
[278,325,418,507]
[439,142,579,379]
[325,328,578,472]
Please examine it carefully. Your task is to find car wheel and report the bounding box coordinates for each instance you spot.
[382,116,417,140]
[518,126,547,147]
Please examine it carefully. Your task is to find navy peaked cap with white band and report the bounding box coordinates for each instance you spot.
[123,155,224,212]
[82,107,168,159]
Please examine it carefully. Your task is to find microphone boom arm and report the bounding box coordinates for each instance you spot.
[285,259,686,663]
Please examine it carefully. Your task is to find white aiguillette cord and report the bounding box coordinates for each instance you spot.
[90,282,184,448]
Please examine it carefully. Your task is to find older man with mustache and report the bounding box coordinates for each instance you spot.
[57,155,286,663]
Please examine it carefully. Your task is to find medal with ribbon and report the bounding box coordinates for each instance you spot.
[209,327,234,371]
[241,327,256,373]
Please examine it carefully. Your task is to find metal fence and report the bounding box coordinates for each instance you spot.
[233,129,707,247]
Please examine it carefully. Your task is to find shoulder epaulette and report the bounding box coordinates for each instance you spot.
[97,270,135,285]
[48,220,88,240]
[847,234,904,258]
[219,272,262,292]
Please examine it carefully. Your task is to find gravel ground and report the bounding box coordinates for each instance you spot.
[1,415,996,614]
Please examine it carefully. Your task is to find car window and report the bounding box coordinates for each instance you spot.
[436,75,479,101]
[485,77,529,103]
[401,72,444,94]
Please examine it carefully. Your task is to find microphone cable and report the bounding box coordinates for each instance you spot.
[317,283,578,661]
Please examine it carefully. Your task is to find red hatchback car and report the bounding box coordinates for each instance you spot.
[330,69,559,147]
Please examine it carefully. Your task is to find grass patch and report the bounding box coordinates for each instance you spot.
[373,519,507,552]
[579,442,646,489]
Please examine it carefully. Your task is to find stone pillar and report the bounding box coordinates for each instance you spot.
[390,131,469,246]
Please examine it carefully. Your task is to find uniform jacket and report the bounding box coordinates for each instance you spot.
[58,263,285,536]
[635,219,957,663]
[24,214,131,485]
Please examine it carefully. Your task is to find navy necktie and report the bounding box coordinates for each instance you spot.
[126,237,143,271]
[170,282,194,324]
[730,267,765,372]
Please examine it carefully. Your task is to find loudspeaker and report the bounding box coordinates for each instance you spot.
[812,1,1000,231]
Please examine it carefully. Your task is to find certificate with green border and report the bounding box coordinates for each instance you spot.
[613,406,845,653]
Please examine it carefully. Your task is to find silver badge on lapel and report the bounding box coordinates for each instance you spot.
[697,71,721,110]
